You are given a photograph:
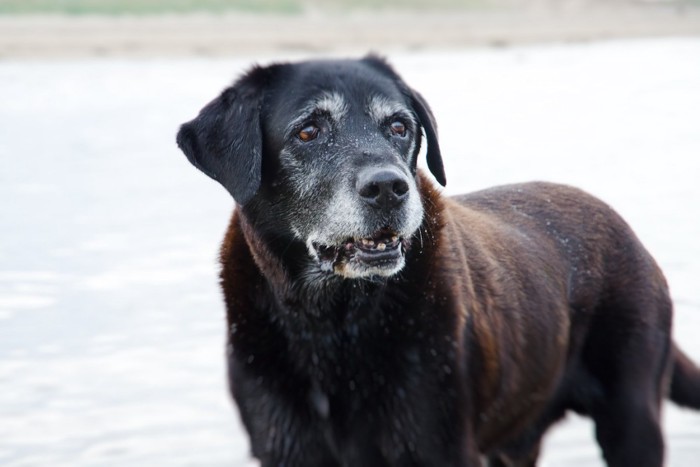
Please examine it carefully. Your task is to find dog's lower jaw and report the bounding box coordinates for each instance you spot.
[334,254,406,279]
[308,234,411,279]
[312,247,408,279]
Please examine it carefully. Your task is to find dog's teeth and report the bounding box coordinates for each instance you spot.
[391,236,398,243]
[367,240,374,247]
[376,242,386,251]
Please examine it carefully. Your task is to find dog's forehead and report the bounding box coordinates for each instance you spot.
[267,60,409,121]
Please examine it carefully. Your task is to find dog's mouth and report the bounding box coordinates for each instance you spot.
[311,228,409,278]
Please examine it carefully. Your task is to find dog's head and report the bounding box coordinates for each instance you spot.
[177,56,445,279]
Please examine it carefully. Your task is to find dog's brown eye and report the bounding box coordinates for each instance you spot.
[298,125,319,142]
[390,121,406,137]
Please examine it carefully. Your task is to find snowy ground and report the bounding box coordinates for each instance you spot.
[1,38,699,466]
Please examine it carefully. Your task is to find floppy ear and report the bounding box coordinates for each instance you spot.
[410,89,446,187]
[176,67,270,205]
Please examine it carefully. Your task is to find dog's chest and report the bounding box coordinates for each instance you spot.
[298,332,426,430]
[279,295,431,410]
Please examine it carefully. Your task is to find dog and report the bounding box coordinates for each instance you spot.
[177,56,700,466]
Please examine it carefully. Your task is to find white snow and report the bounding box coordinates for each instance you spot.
[1,38,699,466]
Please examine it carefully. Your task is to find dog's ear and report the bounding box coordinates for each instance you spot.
[361,55,446,187]
[409,89,446,187]
[176,65,275,205]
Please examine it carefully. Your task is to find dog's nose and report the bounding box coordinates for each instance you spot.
[356,167,410,209]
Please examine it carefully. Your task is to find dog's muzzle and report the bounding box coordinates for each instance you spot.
[308,167,421,279]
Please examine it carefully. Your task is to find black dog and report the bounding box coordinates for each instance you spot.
[177,56,700,466]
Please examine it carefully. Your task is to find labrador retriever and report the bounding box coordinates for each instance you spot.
[177,56,700,467]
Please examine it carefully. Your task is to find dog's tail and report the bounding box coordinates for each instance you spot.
[669,343,700,409]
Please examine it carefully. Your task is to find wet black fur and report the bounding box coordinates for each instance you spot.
[177,56,700,467]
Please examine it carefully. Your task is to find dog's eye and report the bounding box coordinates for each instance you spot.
[390,121,407,137]
[298,124,320,142]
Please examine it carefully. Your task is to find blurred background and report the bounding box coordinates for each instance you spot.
[1,1,699,466]
[2,0,700,56]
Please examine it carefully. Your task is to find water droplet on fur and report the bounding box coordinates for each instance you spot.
[309,387,330,419]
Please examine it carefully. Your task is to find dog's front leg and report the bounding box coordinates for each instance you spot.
[229,358,340,467]
[376,377,481,466]
[380,419,481,467]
